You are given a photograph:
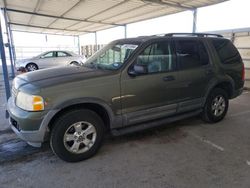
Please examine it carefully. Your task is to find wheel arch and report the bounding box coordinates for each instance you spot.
[47,99,114,132]
[204,79,234,102]
[70,61,79,65]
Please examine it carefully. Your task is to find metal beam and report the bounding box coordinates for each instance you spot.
[62,0,129,31]
[77,36,81,55]
[9,26,16,61]
[94,32,98,51]
[65,0,129,31]
[47,0,82,28]
[4,8,123,27]
[142,0,194,10]
[8,22,95,34]
[124,24,127,38]
[86,0,129,20]
[10,29,78,36]
[101,3,149,23]
[192,8,197,33]
[0,15,11,101]
[3,0,16,62]
[3,8,15,78]
[112,6,166,24]
[27,0,43,25]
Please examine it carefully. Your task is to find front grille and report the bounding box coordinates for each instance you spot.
[12,87,18,98]
[10,117,20,131]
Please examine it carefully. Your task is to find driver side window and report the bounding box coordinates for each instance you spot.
[42,52,54,58]
[136,41,175,73]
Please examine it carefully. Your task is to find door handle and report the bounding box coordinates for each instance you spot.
[163,75,175,81]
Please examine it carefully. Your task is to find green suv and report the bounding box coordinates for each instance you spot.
[7,33,245,162]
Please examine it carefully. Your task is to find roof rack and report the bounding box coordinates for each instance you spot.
[165,33,223,38]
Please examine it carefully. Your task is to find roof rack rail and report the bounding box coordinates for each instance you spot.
[165,33,223,38]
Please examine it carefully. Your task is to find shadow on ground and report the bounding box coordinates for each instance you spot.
[0,116,202,164]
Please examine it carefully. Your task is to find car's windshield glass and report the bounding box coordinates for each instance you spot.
[83,42,139,70]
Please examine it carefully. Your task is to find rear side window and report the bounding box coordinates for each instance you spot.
[175,40,209,70]
[212,39,241,64]
[57,51,71,57]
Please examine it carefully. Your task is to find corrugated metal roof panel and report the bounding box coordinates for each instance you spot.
[1,0,228,36]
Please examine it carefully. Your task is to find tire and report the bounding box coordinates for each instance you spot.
[50,109,105,162]
[26,63,38,71]
[202,88,229,123]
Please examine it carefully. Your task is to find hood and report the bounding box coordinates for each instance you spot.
[16,57,37,64]
[16,66,112,89]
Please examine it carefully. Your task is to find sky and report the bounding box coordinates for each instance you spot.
[8,0,250,57]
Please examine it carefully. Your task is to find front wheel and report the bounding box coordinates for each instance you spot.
[26,63,38,71]
[202,88,229,123]
[50,109,105,162]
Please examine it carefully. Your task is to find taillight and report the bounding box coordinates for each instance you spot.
[242,63,245,81]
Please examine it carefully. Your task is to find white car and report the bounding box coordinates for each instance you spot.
[16,50,86,71]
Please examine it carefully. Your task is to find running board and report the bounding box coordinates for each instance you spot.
[111,109,202,136]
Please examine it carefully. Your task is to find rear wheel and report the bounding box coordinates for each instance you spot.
[202,88,229,123]
[26,63,38,71]
[50,109,105,162]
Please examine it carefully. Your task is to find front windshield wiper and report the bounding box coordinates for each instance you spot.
[82,63,111,71]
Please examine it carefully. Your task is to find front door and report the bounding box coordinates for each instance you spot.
[120,40,180,126]
[37,51,56,69]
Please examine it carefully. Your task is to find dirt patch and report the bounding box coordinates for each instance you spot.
[0,139,50,165]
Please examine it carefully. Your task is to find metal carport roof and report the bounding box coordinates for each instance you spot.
[0,0,227,36]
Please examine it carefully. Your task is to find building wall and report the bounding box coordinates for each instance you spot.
[220,31,250,80]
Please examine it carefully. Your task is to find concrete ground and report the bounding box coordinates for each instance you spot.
[0,88,250,187]
[0,66,250,188]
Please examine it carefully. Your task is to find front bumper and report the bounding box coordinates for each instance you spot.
[7,97,49,147]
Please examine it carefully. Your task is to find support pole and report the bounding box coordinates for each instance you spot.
[8,26,16,62]
[94,32,97,52]
[192,8,197,33]
[124,24,127,38]
[77,35,81,55]
[3,8,15,78]
[0,16,11,101]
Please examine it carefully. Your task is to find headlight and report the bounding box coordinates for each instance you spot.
[16,91,44,111]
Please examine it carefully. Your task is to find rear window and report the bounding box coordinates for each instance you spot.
[175,40,209,70]
[212,39,242,64]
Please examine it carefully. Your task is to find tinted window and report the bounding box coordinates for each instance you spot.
[175,40,209,70]
[57,51,70,57]
[212,39,241,64]
[136,41,175,73]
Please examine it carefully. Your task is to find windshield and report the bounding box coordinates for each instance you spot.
[83,42,139,70]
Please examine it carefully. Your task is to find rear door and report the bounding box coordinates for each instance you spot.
[54,51,72,66]
[120,39,180,126]
[174,38,213,112]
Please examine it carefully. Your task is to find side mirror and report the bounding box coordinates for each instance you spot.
[128,64,147,76]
